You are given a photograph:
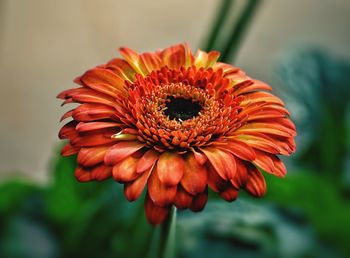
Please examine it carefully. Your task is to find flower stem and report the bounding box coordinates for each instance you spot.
[158,207,177,258]
[202,0,234,52]
[220,0,261,62]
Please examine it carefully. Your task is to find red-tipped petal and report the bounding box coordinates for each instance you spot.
[190,188,208,212]
[253,149,275,173]
[181,154,208,195]
[206,163,230,193]
[60,109,74,121]
[136,149,159,173]
[71,132,116,147]
[112,155,139,182]
[235,122,295,138]
[74,166,92,182]
[174,185,193,210]
[80,68,126,97]
[234,79,272,95]
[124,166,152,201]
[70,88,119,108]
[104,141,144,166]
[140,52,162,73]
[271,156,287,177]
[231,159,248,189]
[77,146,109,166]
[223,139,256,161]
[240,91,285,106]
[61,143,79,156]
[72,103,116,122]
[194,49,220,68]
[159,43,191,69]
[76,122,121,132]
[253,150,287,177]
[58,121,78,139]
[119,47,148,76]
[220,187,239,202]
[201,147,236,180]
[157,152,185,186]
[144,193,170,225]
[148,167,177,207]
[253,149,286,177]
[191,148,207,165]
[245,166,266,197]
[92,165,112,181]
[106,58,136,81]
[233,134,281,155]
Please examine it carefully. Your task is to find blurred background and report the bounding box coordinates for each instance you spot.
[0,0,349,258]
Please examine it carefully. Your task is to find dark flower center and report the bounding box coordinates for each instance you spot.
[164,96,202,121]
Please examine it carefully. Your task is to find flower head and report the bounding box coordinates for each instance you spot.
[58,43,296,224]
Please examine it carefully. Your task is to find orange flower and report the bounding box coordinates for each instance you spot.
[58,43,296,224]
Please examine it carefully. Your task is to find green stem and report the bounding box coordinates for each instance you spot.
[221,0,261,62]
[158,207,177,258]
[202,0,234,51]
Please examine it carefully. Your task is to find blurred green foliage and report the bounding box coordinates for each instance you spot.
[276,48,350,187]
[0,152,155,258]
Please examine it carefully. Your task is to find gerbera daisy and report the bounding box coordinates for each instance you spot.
[58,43,296,224]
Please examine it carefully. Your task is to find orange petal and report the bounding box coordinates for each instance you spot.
[76,121,121,132]
[271,156,287,177]
[136,149,159,173]
[206,163,230,193]
[77,146,109,166]
[252,149,274,173]
[92,165,112,181]
[253,150,287,177]
[191,148,207,165]
[148,167,177,207]
[245,166,266,197]
[234,122,295,138]
[234,79,272,95]
[57,87,86,100]
[230,159,248,189]
[144,193,170,225]
[157,152,185,186]
[119,47,148,76]
[181,154,208,195]
[74,166,92,182]
[200,147,236,180]
[194,49,220,68]
[58,121,78,139]
[106,58,136,81]
[220,187,239,202]
[174,185,193,210]
[124,166,152,201]
[223,139,256,161]
[159,43,193,69]
[233,133,281,155]
[60,109,74,121]
[104,141,144,165]
[190,188,208,212]
[71,131,116,147]
[61,143,79,156]
[72,103,116,122]
[240,91,285,106]
[140,52,162,73]
[80,68,127,97]
[112,155,139,182]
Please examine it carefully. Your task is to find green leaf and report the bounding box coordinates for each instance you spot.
[264,171,350,256]
[0,179,40,216]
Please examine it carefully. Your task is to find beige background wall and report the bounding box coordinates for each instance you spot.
[0,0,349,182]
